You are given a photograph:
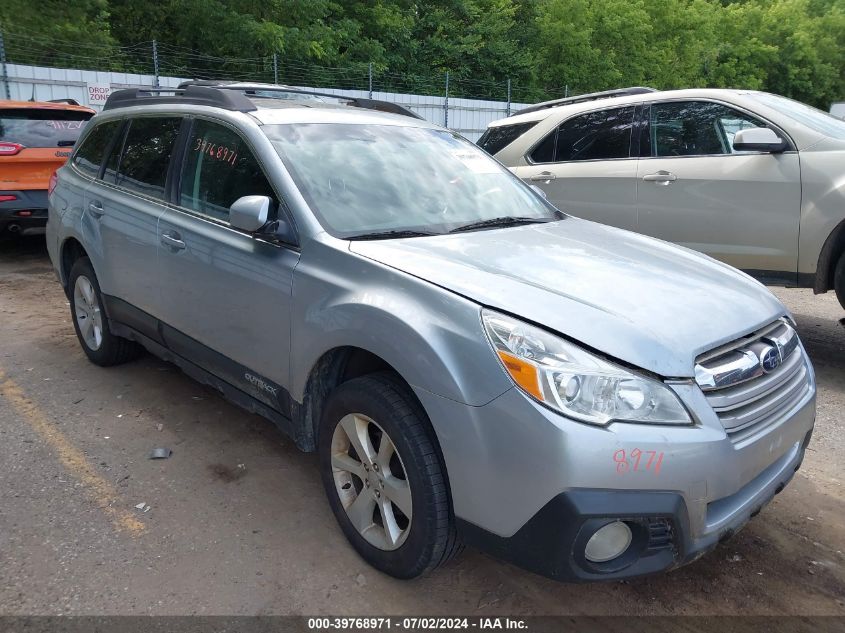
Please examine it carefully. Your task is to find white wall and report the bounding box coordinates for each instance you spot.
[4,63,529,140]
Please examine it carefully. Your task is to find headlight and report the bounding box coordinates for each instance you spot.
[481,309,692,426]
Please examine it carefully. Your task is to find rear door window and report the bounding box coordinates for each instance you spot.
[529,130,557,163]
[178,119,275,223]
[529,106,635,163]
[114,117,182,199]
[72,120,122,178]
[0,108,92,148]
[554,107,635,162]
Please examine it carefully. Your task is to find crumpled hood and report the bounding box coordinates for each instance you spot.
[349,218,787,377]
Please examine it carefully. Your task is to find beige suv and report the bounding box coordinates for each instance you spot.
[481,88,845,309]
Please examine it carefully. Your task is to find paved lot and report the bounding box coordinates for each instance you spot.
[1,236,844,616]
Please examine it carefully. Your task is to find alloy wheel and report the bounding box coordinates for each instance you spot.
[73,275,104,351]
[330,413,413,551]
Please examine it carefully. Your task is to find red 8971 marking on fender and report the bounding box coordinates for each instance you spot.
[613,449,664,475]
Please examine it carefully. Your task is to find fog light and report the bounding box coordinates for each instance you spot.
[584,521,632,563]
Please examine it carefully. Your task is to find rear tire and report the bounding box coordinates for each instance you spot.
[318,373,461,579]
[68,257,142,366]
[835,252,845,310]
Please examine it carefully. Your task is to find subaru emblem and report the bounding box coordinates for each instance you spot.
[759,346,781,373]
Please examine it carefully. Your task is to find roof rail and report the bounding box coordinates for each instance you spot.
[105,82,423,119]
[103,86,257,112]
[515,87,657,116]
[211,83,424,120]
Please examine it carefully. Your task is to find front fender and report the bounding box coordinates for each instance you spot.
[798,148,845,281]
[290,238,512,406]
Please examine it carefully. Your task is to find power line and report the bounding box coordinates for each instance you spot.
[2,29,548,103]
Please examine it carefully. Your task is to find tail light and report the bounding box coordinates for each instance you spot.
[48,171,59,198]
[0,194,17,203]
[0,142,24,156]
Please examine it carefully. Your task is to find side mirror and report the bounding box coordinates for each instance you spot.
[259,216,297,245]
[732,127,788,153]
[230,195,271,232]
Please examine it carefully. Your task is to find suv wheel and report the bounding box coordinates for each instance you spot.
[835,252,845,310]
[319,373,461,578]
[69,258,142,366]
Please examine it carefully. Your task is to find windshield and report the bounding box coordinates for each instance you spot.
[264,123,562,238]
[749,93,845,140]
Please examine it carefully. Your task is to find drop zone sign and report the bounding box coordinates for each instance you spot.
[86,83,113,108]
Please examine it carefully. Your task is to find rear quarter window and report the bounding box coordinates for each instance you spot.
[477,121,537,155]
[0,108,93,148]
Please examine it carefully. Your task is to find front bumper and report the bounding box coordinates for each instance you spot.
[414,350,816,582]
[456,428,811,581]
[0,190,49,235]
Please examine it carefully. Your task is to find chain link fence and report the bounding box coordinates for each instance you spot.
[0,29,555,112]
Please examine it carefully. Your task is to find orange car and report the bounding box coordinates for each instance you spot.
[1,99,95,236]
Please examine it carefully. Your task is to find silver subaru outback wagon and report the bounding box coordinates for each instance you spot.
[46,85,816,582]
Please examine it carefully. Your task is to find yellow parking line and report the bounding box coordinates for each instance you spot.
[0,368,146,536]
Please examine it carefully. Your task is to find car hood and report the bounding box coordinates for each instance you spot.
[349,218,787,378]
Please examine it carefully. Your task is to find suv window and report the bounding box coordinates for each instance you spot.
[73,120,122,179]
[648,101,767,157]
[114,117,181,199]
[530,106,635,163]
[179,119,275,223]
[0,108,92,148]
[749,92,845,140]
[477,121,538,155]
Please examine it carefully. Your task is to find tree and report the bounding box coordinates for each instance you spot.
[2,0,842,107]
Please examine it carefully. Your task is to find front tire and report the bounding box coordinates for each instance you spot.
[318,373,460,578]
[68,257,142,366]
[835,252,845,310]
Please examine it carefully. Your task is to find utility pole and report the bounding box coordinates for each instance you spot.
[0,31,11,100]
[273,53,279,84]
[152,39,160,88]
[444,71,449,128]
[506,78,511,116]
[368,62,373,99]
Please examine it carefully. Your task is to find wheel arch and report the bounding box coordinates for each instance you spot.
[59,236,90,296]
[295,346,424,453]
[814,217,845,294]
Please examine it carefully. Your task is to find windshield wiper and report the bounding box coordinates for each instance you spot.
[346,229,438,241]
[447,216,554,234]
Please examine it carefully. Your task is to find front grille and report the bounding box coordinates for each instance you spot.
[695,320,811,443]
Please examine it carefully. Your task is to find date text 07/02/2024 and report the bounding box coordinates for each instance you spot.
[307,618,529,630]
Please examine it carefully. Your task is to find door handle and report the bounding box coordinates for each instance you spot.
[642,171,677,184]
[160,232,186,251]
[87,201,104,217]
[528,172,556,182]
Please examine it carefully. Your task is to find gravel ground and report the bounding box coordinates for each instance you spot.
[0,236,843,616]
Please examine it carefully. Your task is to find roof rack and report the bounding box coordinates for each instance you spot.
[515,87,657,116]
[216,83,424,120]
[104,83,423,119]
[104,86,257,112]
